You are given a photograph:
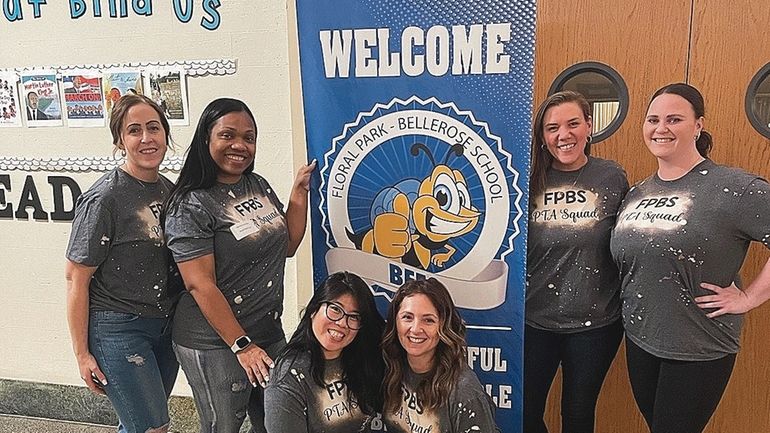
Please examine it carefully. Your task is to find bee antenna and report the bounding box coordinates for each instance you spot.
[442,143,465,164]
[410,143,436,166]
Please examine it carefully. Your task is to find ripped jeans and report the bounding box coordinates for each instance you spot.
[174,339,286,433]
[89,310,179,433]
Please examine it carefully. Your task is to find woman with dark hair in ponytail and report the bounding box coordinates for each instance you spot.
[611,83,770,433]
[264,271,385,433]
[525,91,628,433]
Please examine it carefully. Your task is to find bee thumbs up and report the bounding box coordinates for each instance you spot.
[393,192,411,220]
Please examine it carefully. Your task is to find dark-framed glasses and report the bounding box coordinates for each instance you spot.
[322,301,363,330]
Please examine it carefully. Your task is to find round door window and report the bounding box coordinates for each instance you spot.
[548,62,629,144]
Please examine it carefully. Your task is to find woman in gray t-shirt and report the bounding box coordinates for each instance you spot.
[525,91,627,433]
[611,83,770,433]
[381,278,499,433]
[65,95,181,433]
[163,98,315,433]
[265,272,385,433]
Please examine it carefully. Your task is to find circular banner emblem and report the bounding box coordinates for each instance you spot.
[319,96,523,308]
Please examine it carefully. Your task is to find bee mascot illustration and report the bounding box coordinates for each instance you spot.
[346,143,481,270]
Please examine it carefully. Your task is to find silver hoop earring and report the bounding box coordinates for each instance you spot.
[586,135,593,144]
[121,149,127,157]
[694,132,701,141]
[540,144,546,150]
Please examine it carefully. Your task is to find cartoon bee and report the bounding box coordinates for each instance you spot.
[346,143,482,270]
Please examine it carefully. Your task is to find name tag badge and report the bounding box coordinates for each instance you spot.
[230,220,259,240]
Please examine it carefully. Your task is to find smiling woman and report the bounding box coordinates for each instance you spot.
[64,94,181,433]
[524,91,627,433]
[611,83,770,433]
[264,271,385,433]
[161,98,316,433]
[381,278,500,433]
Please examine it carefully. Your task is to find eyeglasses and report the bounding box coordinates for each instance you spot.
[321,301,363,330]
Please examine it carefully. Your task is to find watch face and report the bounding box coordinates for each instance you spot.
[235,336,250,349]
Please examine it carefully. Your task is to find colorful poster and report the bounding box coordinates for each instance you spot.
[21,72,63,127]
[296,1,535,432]
[144,68,189,126]
[62,72,105,127]
[0,73,21,127]
[102,70,143,116]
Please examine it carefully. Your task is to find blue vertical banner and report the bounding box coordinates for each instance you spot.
[296,1,534,431]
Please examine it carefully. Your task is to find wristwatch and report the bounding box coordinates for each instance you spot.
[230,335,252,354]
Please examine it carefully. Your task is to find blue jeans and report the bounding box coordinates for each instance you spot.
[175,339,286,433]
[89,311,179,433]
[523,320,623,433]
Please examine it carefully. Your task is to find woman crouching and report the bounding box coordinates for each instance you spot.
[382,278,500,433]
[265,271,385,433]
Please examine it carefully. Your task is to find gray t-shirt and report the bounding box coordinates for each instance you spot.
[611,159,770,361]
[165,173,288,349]
[527,157,628,331]
[265,351,378,433]
[383,365,500,433]
[66,167,181,318]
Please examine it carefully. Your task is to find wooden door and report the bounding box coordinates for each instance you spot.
[533,0,770,431]
[688,1,770,431]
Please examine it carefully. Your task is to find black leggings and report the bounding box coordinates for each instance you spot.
[625,337,736,433]
[523,320,623,433]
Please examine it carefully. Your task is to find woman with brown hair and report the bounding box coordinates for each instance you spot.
[611,83,770,433]
[381,278,499,433]
[525,90,628,433]
[65,94,181,433]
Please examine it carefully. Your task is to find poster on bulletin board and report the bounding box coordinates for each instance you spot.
[62,72,106,127]
[0,73,21,127]
[21,72,63,127]
[295,1,536,432]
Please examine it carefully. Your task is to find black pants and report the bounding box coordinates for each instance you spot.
[523,320,623,433]
[625,337,736,433]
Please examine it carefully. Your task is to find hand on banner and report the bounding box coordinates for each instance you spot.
[292,159,317,196]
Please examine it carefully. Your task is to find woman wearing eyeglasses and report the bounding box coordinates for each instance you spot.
[264,272,386,433]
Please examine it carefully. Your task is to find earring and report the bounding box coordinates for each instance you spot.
[586,135,593,144]
[121,149,126,157]
[694,132,701,141]
[540,143,546,150]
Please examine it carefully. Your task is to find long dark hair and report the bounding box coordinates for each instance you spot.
[282,272,385,415]
[649,83,713,158]
[382,278,467,412]
[529,91,592,206]
[161,98,257,224]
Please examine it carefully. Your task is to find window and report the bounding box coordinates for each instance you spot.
[746,62,770,139]
[548,62,629,144]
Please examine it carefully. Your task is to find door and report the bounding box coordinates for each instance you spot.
[688,1,770,431]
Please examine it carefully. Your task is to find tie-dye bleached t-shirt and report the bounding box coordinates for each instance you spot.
[384,366,500,433]
[265,351,381,433]
[165,172,288,349]
[527,156,628,331]
[611,159,770,361]
[66,168,182,318]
